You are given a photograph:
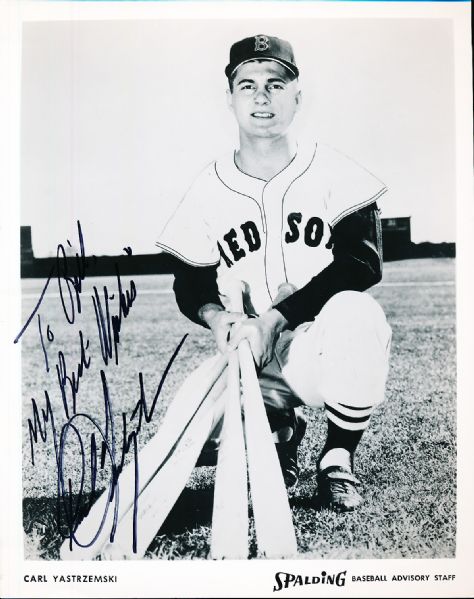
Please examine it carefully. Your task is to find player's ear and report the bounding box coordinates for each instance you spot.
[226,88,234,111]
[294,89,302,112]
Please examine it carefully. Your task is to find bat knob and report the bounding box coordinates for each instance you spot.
[217,276,245,312]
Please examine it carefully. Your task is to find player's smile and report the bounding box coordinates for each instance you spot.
[227,61,301,139]
[251,111,275,119]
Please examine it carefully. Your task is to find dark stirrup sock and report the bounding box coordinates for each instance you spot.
[318,419,365,470]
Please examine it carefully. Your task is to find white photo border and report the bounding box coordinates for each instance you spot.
[1,1,472,598]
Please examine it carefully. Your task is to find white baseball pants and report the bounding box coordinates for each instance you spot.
[259,291,392,430]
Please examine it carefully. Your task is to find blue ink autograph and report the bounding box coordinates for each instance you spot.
[14,220,87,344]
[92,265,137,367]
[17,221,187,555]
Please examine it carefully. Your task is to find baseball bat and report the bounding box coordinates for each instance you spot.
[216,277,297,557]
[237,291,298,558]
[101,375,226,559]
[60,353,227,560]
[210,282,249,559]
[239,343,297,557]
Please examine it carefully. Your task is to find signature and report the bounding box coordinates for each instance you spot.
[17,221,187,555]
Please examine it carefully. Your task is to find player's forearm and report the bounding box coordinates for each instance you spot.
[172,262,224,327]
[274,203,382,328]
[274,259,380,327]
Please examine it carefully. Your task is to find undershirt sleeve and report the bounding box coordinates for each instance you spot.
[172,260,224,327]
[273,202,383,328]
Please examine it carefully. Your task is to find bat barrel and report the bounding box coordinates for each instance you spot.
[210,278,249,559]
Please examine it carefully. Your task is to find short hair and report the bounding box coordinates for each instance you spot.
[227,60,298,92]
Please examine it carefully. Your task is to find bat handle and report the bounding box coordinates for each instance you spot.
[225,279,245,313]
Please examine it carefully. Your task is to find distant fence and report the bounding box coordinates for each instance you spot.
[20,243,455,278]
[21,252,176,279]
[383,241,455,262]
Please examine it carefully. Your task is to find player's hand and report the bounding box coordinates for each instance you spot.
[227,308,288,369]
[201,305,248,355]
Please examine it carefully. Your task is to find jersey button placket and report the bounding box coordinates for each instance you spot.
[261,182,288,302]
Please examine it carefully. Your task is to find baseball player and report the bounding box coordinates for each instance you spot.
[157,34,392,511]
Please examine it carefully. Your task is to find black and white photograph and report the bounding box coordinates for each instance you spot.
[1,2,473,598]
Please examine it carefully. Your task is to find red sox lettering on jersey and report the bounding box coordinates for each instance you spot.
[157,140,387,315]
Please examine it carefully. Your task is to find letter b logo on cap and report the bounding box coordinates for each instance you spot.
[254,35,270,51]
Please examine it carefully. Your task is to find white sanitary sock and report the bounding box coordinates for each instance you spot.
[319,448,351,472]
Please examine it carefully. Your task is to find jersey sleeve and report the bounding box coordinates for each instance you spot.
[156,169,220,267]
[324,147,388,227]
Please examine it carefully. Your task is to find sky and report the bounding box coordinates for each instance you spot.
[21,17,456,257]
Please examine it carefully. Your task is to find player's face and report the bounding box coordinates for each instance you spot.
[227,61,301,140]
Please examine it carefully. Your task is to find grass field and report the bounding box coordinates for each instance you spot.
[21,258,456,560]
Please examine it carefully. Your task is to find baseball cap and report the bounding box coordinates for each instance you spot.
[225,34,299,79]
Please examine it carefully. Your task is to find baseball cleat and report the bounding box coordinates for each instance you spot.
[275,411,307,492]
[313,466,363,512]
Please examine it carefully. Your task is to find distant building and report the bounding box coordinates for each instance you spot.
[20,226,34,267]
[381,217,411,261]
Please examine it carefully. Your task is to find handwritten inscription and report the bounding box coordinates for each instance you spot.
[92,267,137,367]
[17,221,186,555]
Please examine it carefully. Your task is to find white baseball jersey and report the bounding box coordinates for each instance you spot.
[157,140,387,315]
